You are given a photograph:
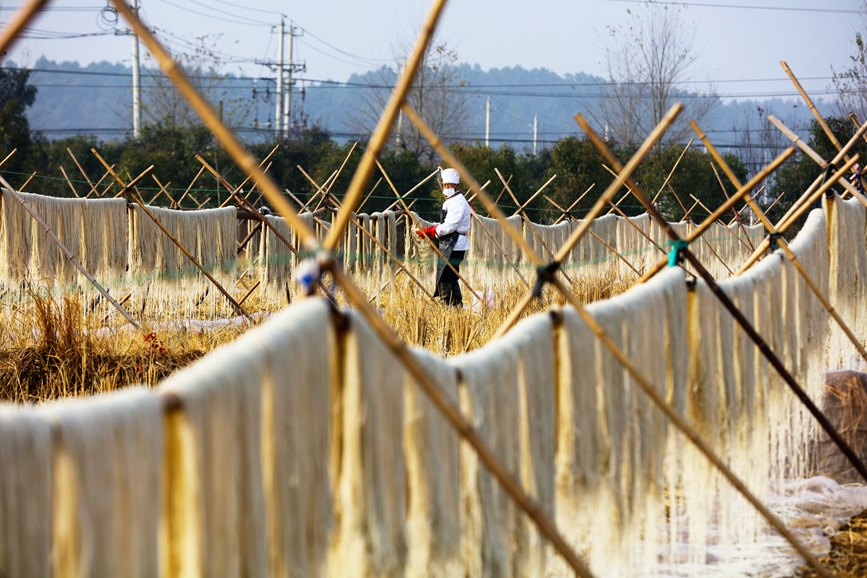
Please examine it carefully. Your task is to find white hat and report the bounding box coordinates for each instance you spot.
[441,168,460,185]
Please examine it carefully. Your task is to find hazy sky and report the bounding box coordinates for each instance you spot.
[5,0,863,100]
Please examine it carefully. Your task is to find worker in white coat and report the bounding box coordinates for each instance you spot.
[416,167,472,306]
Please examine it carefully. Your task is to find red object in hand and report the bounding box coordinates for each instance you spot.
[415,225,438,239]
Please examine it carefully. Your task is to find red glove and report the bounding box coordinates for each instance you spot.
[415,225,438,239]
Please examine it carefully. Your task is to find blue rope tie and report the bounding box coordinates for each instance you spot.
[667,239,689,267]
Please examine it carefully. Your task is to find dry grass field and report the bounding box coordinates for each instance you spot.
[0,269,632,403]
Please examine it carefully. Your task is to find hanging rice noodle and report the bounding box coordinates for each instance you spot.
[825,195,867,369]
[450,336,520,577]
[403,348,462,578]
[326,310,406,578]
[0,404,52,578]
[43,388,163,578]
[158,329,269,578]
[0,190,128,287]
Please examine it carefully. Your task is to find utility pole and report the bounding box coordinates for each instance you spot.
[131,0,141,138]
[485,97,490,148]
[533,114,538,157]
[258,15,307,139]
[284,22,305,135]
[276,16,284,139]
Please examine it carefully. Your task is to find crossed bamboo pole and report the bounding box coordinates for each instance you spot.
[769,114,867,205]
[578,115,867,491]
[108,2,596,573]
[195,154,300,256]
[709,161,757,251]
[92,149,252,321]
[693,120,867,366]
[495,168,581,285]
[781,60,862,184]
[575,116,844,577]
[554,183,595,224]
[0,172,146,330]
[297,165,436,302]
[636,146,796,284]
[544,194,643,277]
[376,159,485,306]
[736,120,867,274]
[408,100,833,576]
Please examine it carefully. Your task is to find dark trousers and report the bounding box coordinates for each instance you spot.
[435,250,465,307]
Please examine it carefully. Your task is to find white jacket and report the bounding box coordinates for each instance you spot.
[436,191,472,251]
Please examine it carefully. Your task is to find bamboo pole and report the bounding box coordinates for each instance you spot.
[652,137,693,206]
[237,280,260,307]
[465,179,494,205]
[195,154,300,257]
[773,119,867,231]
[175,165,205,208]
[112,2,592,572]
[59,166,81,198]
[355,177,383,215]
[636,147,796,285]
[66,148,104,198]
[236,221,262,255]
[297,167,437,302]
[713,161,758,248]
[17,171,36,192]
[0,179,142,330]
[768,114,867,206]
[765,190,786,215]
[781,60,847,156]
[0,149,17,168]
[382,168,440,212]
[554,183,595,224]
[681,199,700,223]
[511,173,557,217]
[459,103,683,337]
[92,150,252,321]
[314,142,358,213]
[151,175,178,207]
[219,145,279,208]
[694,120,867,365]
[579,113,867,488]
[322,0,447,251]
[375,158,484,305]
[0,0,48,56]
[495,168,578,285]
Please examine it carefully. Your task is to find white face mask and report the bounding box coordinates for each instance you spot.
[443,186,458,198]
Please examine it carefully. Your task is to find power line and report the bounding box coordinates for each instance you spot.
[151,0,271,27]
[605,0,863,14]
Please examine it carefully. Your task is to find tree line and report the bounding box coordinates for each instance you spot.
[1,61,865,229]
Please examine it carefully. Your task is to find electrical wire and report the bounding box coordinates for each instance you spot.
[605,0,862,14]
[151,0,271,27]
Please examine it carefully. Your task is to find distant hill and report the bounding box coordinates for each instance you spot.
[18,57,832,156]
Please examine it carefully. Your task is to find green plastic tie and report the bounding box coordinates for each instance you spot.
[667,239,689,267]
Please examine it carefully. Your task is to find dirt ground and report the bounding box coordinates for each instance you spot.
[796,511,867,577]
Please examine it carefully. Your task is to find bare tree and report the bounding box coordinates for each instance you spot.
[832,1,867,118]
[595,2,718,145]
[352,37,470,162]
[142,34,250,130]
